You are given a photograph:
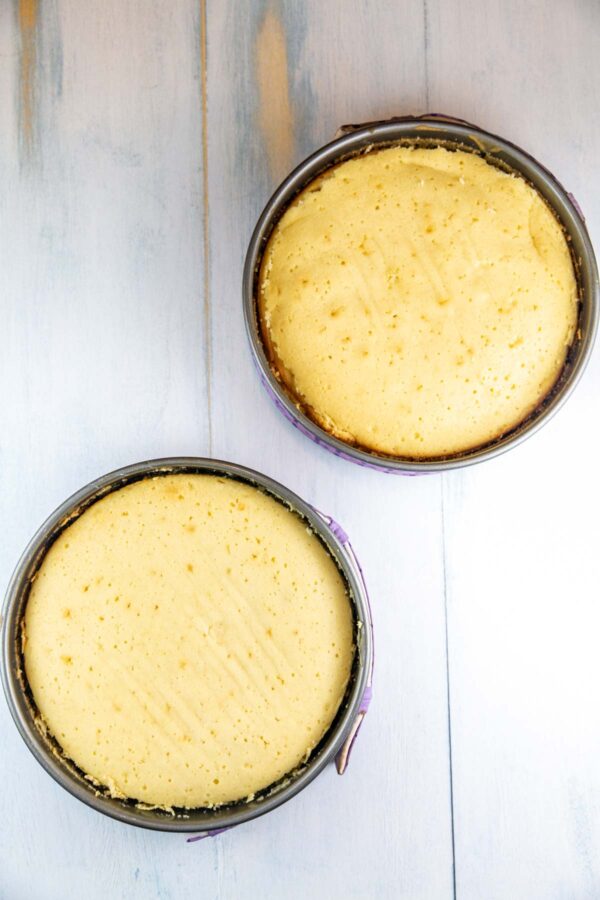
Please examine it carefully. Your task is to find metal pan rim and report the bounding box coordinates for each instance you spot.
[1,457,372,832]
[243,115,599,473]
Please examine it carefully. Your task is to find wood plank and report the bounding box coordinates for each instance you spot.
[0,2,211,898]
[427,0,600,896]
[206,3,454,898]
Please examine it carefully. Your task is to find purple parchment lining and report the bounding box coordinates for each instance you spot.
[255,362,420,476]
[187,827,230,844]
[315,511,374,776]
[567,192,585,223]
[187,512,373,843]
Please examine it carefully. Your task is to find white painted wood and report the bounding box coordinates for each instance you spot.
[206,2,453,898]
[1,0,600,898]
[0,1,211,898]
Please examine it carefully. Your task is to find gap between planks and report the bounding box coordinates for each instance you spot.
[441,475,457,900]
[200,0,212,453]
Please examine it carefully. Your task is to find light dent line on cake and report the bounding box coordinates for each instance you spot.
[21,620,357,815]
[26,661,354,814]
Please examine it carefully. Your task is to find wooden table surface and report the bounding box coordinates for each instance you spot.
[1,2,600,898]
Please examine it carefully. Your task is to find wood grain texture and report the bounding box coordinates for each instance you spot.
[205,3,453,898]
[1,0,600,898]
[1,2,210,898]
[16,0,39,159]
[428,1,600,897]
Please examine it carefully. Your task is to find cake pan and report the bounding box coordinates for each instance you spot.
[243,113,599,473]
[1,458,373,834]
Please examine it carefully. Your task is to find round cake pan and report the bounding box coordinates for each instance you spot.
[243,113,599,473]
[1,458,373,834]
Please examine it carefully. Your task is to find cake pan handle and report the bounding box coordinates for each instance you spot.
[335,112,477,138]
[313,510,374,775]
[187,827,231,843]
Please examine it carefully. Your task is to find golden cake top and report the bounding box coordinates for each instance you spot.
[23,474,354,808]
[259,145,578,458]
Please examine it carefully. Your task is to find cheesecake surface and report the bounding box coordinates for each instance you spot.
[24,474,354,808]
[258,145,578,457]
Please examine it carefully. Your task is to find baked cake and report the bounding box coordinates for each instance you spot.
[23,474,354,808]
[258,145,578,458]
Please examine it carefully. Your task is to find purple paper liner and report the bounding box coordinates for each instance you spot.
[187,511,373,843]
[187,827,231,844]
[255,362,420,476]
